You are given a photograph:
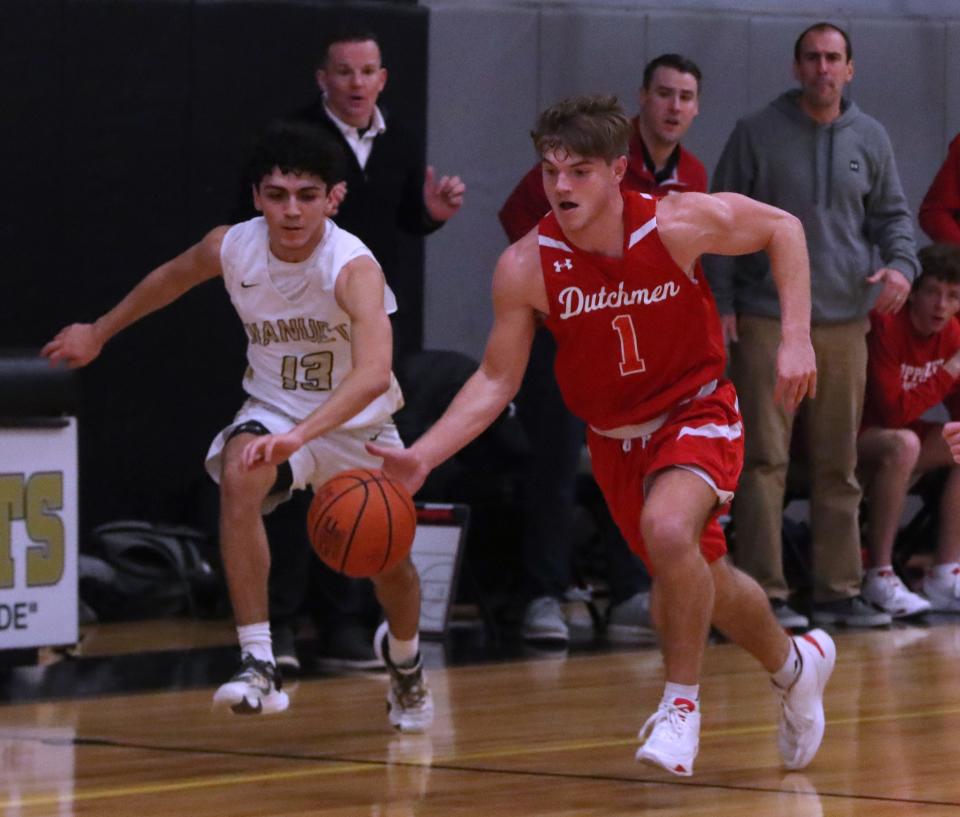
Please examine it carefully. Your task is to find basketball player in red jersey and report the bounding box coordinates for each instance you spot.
[371,95,835,776]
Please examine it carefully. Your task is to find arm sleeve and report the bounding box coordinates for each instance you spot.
[865,129,920,282]
[865,315,959,428]
[919,135,960,244]
[702,121,753,314]
[498,165,550,243]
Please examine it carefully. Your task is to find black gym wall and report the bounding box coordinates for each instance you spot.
[0,0,428,536]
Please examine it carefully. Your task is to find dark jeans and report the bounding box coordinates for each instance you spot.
[266,490,379,634]
[516,329,649,605]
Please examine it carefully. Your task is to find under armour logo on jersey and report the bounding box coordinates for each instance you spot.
[553,258,573,273]
[241,281,259,288]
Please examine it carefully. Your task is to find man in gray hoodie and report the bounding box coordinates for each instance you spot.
[707,22,919,628]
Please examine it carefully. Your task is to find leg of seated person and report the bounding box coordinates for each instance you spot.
[857,427,929,617]
[857,427,922,569]
[917,427,960,610]
[915,427,960,565]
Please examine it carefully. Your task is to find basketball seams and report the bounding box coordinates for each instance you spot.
[365,474,394,573]
[308,478,368,574]
[339,482,369,573]
[307,468,415,578]
[379,473,417,526]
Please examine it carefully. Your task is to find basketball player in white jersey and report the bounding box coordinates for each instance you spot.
[42,122,433,732]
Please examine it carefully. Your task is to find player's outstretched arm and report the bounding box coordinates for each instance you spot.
[370,240,539,495]
[242,256,394,470]
[42,227,227,368]
[658,192,816,413]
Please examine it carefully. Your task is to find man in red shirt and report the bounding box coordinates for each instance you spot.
[920,134,960,244]
[372,95,835,778]
[859,243,960,614]
[498,54,707,645]
[499,53,706,242]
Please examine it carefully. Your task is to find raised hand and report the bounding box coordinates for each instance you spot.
[423,166,465,222]
[326,181,347,217]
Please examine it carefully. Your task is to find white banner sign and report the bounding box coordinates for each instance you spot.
[0,419,78,650]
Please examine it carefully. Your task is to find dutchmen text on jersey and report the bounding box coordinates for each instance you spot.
[539,191,726,429]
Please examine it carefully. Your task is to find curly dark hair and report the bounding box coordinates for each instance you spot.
[245,120,345,189]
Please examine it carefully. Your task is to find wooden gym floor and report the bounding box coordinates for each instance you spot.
[3,615,960,816]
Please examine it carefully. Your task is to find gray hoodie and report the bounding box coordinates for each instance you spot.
[705,90,919,323]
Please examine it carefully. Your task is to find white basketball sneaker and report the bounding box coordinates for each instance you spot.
[923,564,960,612]
[213,654,289,714]
[774,630,836,770]
[862,568,931,617]
[374,621,434,734]
[635,697,700,776]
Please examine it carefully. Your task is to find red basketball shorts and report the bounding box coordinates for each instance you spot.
[586,380,744,572]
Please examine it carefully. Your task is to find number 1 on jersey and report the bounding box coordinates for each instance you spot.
[612,314,646,376]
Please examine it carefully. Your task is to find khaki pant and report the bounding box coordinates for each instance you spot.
[730,315,868,602]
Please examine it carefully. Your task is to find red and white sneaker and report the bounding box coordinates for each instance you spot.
[774,629,836,770]
[635,697,700,776]
[862,569,931,617]
[923,564,960,612]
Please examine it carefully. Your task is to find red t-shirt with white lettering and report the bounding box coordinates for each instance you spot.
[538,191,726,429]
[861,307,960,429]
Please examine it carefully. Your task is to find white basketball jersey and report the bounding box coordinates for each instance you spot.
[220,217,403,428]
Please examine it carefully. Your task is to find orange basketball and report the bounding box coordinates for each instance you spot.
[306,468,416,578]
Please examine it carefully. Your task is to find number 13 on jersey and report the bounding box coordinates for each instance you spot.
[612,314,646,376]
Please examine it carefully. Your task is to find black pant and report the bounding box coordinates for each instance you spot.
[266,490,379,634]
[516,329,649,605]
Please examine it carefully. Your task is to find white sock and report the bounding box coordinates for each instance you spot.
[237,622,274,665]
[388,630,420,668]
[772,641,802,689]
[931,563,960,582]
[662,682,699,710]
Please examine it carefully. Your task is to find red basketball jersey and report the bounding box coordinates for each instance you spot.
[539,191,726,429]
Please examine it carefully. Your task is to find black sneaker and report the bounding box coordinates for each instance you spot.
[771,598,810,629]
[272,624,301,675]
[315,623,385,672]
[810,595,892,628]
[212,654,288,714]
[373,621,434,733]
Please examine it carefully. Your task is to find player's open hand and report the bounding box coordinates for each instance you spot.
[366,442,429,496]
[944,422,960,465]
[774,335,817,413]
[41,323,104,368]
[242,432,302,470]
[423,166,465,222]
